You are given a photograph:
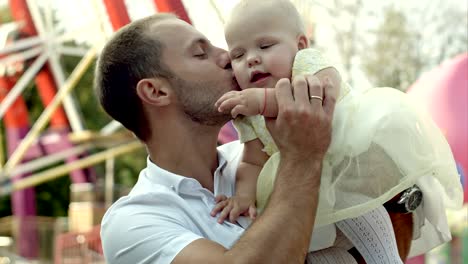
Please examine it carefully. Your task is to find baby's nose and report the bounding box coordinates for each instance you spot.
[247,55,261,67]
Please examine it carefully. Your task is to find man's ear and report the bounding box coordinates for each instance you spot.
[136,78,171,107]
[297,34,309,50]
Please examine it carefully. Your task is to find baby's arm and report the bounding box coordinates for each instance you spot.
[215,88,278,118]
[216,68,340,118]
[211,138,269,223]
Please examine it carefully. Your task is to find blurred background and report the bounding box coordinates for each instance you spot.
[0,0,466,263]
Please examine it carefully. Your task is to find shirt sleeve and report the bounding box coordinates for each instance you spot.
[232,116,259,143]
[101,193,203,264]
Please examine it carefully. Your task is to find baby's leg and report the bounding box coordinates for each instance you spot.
[306,246,358,264]
[335,205,403,264]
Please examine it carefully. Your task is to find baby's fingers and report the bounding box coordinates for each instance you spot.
[218,203,234,224]
[215,194,227,203]
[248,205,257,220]
[218,97,243,113]
[215,91,239,108]
[211,200,228,217]
[229,205,243,223]
[231,105,249,118]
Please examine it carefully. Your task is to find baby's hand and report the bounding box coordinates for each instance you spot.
[215,89,265,118]
[210,194,257,224]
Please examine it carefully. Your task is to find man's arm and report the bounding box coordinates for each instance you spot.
[173,76,336,264]
[389,210,414,260]
[174,158,323,264]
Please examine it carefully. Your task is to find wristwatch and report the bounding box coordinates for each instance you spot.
[383,185,423,214]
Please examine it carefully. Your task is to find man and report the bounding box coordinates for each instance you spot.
[95,14,413,263]
[95,13,336,263]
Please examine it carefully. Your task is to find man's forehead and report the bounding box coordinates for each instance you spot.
[149,19,205,47]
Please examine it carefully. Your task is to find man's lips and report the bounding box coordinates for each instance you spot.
[250,72,271,83]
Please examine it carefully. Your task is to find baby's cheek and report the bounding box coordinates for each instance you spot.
[271,60,293,80]
[232,69,249,90]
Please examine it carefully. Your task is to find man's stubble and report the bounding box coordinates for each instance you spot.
[170,76,232,126]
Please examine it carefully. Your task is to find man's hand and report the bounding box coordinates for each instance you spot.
[210,194,257,224]
[215,89,264,118]
[265,75,336,163]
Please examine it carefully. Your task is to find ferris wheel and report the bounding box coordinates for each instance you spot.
[0,0,197,258]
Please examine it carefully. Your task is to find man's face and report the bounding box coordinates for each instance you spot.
[150,19,238,125]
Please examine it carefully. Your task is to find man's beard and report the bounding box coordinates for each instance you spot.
[170,76,232,126]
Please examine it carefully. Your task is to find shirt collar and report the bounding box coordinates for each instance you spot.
[145,148,229,194]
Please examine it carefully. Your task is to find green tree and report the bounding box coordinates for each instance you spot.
[0,5,12,22]
[362,7,422,91]
[361,1,467,91]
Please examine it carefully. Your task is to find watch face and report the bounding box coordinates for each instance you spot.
[406,190,423,212]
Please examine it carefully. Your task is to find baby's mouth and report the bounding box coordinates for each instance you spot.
[250,72,271,83]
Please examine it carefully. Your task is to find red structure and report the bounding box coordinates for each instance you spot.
[101,0,131,30]
[2,0,195,260]
[1,0,94,258]
[153,0,191,23]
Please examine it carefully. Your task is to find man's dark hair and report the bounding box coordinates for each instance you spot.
[94,13,176,141]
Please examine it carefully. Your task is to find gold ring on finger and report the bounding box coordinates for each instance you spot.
[310,95,323,102]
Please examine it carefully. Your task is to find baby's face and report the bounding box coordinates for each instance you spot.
[225,12,300,90]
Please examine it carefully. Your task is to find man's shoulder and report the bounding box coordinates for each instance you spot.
[101,168,190,226]
[100,181,201,264]
[102,184,176,222]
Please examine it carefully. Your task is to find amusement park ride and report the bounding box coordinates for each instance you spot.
[0,0,196,259]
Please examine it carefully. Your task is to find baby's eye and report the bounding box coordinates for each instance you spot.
[260,44,274,49]
[194,53,207,59]
[232,53,244,59]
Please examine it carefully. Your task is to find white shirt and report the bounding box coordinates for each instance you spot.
[101,140,451,264]
[101,141,247,264]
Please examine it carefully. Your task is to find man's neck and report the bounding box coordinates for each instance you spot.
[146,122,222,192]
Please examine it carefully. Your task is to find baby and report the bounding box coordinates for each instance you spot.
[212,0,463,261]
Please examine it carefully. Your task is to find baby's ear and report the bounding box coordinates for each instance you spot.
[297,34,309,50]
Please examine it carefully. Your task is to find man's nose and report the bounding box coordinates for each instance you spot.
[247,54,261,67]
[215,48,232,69]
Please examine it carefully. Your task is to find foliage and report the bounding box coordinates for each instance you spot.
[360,1,467,90]
[314,0,467,90]
[361,7,423,91]
[0,6,12,22]
[35,175,71,216]
[0,59,8,215]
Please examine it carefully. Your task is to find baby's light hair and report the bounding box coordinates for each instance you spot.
[227,0,306,37]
